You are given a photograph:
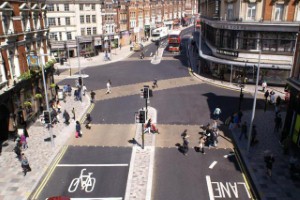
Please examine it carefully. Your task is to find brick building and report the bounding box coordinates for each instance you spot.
[0,0,53,142]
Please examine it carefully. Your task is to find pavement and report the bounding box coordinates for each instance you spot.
[0,25,298,200]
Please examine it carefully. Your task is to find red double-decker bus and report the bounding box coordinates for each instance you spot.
[168,30,182,52]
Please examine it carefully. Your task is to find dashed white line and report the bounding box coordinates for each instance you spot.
[209,161,218,169]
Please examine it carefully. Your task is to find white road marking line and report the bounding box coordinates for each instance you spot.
[209,161,218,169]
[224,153,234,158]
[206,175,215,200]
[57,164,128,167]
[146,146,155,200]
[124,146,137,200]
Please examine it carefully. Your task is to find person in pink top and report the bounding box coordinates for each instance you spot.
[20,134,28,149]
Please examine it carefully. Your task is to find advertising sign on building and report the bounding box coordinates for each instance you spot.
[27,55,40,70]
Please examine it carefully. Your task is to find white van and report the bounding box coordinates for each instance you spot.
[151,27,169,42]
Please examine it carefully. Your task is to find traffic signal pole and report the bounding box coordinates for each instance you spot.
[141,122,144,149]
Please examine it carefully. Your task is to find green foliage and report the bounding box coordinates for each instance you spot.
[23,101,32,107]
[19,71,32,80]
[50,83,56,88]
[35,93,43,99]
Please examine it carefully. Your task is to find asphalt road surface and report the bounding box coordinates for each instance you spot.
[152,148,251,200]
[37,146,131,200]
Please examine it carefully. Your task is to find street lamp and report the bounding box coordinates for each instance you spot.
[247,50,262,152]
[39,53,54,147]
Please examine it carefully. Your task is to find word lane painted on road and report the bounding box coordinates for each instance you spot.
[206,176,251,200]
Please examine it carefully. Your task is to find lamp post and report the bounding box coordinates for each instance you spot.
[247,50,261,152]
[39,53,54,147]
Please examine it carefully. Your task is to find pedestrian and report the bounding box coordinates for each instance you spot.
[63,110,70,125]
[212,129,219,146]
[55,84,59,95]
[144,118,152,133]
[67,84,72,96]
[237,110,243,124]
[119,44,122,50]
[239,121,248,140]
[14,142,22,160]
[72,108,75,120]
[250,125,257,146]
[106,80,112,94]
[262,81,267,92]
[270,90,276,104]
[82,84,87,96]
[152,79,158,88]
[21,153,31,176]
[85,113,92,129]
[264,153,275,177]
[90,90,96,103]
[264,90,269,100]
[20,134,28,149]
[182,135,189,155]
[274,114,282,132]
[213,106,221,120]
[75,121,81,138]
[56,100,61,113]
[199,136,206,154]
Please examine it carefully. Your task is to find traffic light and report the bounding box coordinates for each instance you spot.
[43,111,50,124]
[139,110,146,123]
[143,87,149,99]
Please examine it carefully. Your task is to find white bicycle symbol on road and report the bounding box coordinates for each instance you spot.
[68,168,96,193]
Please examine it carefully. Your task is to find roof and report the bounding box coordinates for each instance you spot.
[168,30,181,35]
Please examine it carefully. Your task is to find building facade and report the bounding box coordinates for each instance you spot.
[196,0,299,85]
[46,0,197,58]
[0,0,53,142]
[284,28,300,150]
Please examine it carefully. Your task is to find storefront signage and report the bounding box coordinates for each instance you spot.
[216,49,239,57]
[27,55,39,70]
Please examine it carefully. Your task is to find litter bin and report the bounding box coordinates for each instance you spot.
[58,89,64,100]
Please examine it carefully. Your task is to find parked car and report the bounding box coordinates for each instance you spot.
[133,43,144,52]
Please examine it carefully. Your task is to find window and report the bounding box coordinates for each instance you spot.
[87,27,91,35]
[79,4,84,11]
[64,4,69,11]
[81,28,85,35]
[50,32,58,40]
[93,27,97,35]
[58,18,61,26]
[247,3,256,20]
[275,4,284,21]
[59,32,62,40]
[86,15,90,23]
[92,15,96,23]
[80,15,84,23]
[48,4,54,11]
[227,4,234,20]
[91,4,95,10]
[56,4,59,11]
[67,32,72,40]
[48,17,56,26]
[65,17,70,25]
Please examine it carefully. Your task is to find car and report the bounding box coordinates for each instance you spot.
[133,43,144,52]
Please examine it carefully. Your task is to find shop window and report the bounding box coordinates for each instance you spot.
[247,3,256,20]
[275,4,284,21]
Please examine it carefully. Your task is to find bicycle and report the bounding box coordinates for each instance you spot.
[68,168,96,193]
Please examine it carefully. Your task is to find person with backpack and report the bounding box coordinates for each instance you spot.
[21,153,31,176]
